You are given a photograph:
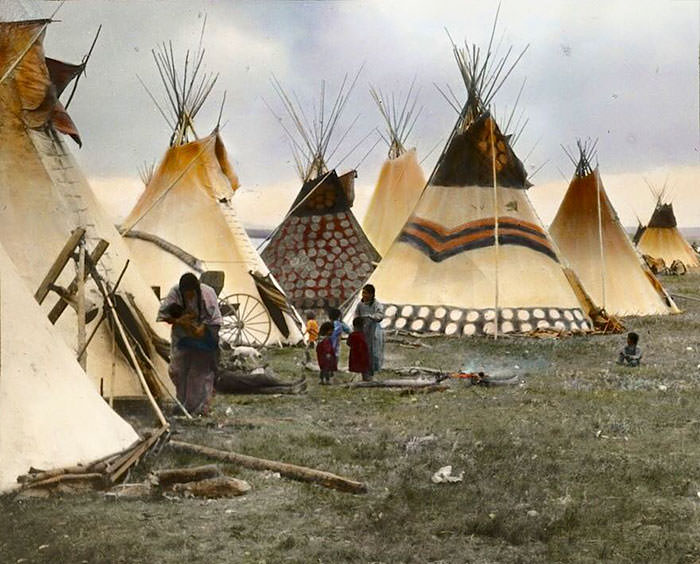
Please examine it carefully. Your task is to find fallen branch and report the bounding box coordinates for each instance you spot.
[23,473,103,490]
[345,379,443,389]
[170,440,367,494]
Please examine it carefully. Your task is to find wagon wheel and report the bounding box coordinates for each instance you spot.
[218,293,271,347]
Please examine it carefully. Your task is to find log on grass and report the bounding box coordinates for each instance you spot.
[153,465,221,488]
[346,379,442,389]
[170,440,367,494]
[172,476,251,498]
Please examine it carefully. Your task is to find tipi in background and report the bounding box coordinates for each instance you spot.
[549,142,678,317]
[362,84,427,257]
[120,40,304,347]
[261,75,380,312]
[636,191,700,269]
[0,241,138,493]
[358,37,593,336]
[0,19,173,400]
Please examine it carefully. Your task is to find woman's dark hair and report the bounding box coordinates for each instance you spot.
[363,284,376,304]
[353,317,363,331]
[179,273,202,318]
[165,303,185,319]
[319,321,334,336]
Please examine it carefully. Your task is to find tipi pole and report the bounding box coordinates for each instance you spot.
[489,118,500,340]
[594,171,607,310]
[76,237,87,370]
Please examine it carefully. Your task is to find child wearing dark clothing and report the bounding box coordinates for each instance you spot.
[348,317,371,381]
[328,307,351,359]
[316,321,337,385]
[617,332,642,367]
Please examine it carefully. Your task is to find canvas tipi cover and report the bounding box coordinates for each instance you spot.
[0,20,174,399]
[363,87,426,257]
[360,45,592,336]
[121,132,304,345]
[549,151,678,316]
[0,242,138,493]
[636,202,699,269]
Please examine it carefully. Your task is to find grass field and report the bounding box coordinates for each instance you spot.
[3,275,700,563]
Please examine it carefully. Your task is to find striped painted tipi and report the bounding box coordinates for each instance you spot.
[360,40,593,336]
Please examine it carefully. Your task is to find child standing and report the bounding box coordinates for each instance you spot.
[305,312,319,363]
[316,321,337,385]
[617,332,642,366]
[329,308,351,360]
[348,317,371,381]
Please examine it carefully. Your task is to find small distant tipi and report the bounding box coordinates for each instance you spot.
[358,37,593,336]
[121,40,303,346]
[636,192,700,269]
[549,142,678,316]
[362,84,427,257]
[261,75,380,311]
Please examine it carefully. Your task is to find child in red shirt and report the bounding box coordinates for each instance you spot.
[348,317,371,381]
[316,321,337,385]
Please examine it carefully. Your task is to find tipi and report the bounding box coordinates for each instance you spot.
[636,197,699,269]
[261,76,380,311]
[549,143,679,316]
[120,42,304,347]
[358,39,593,336]
[0,19,174,399]
[362,85,427,257]
[0,241,138,493]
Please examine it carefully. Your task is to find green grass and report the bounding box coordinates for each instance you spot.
[3,275,700,563]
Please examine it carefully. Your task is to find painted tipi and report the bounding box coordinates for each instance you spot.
[0,241,138,493]
[362,85,427,257]
[360,40,593,336]
[0,19,174,399]
[120,42,303,347]
[549,143,678,316]
[261,75,380,311]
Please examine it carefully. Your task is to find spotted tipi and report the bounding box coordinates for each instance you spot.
[261,75,380,311]
[549,142,678,316]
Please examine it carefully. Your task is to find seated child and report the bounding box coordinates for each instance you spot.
[347,317,371,381]
[617,331,642,367]
[316,321,337,385]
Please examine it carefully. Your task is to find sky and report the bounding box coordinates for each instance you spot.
[5,0,700,228]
